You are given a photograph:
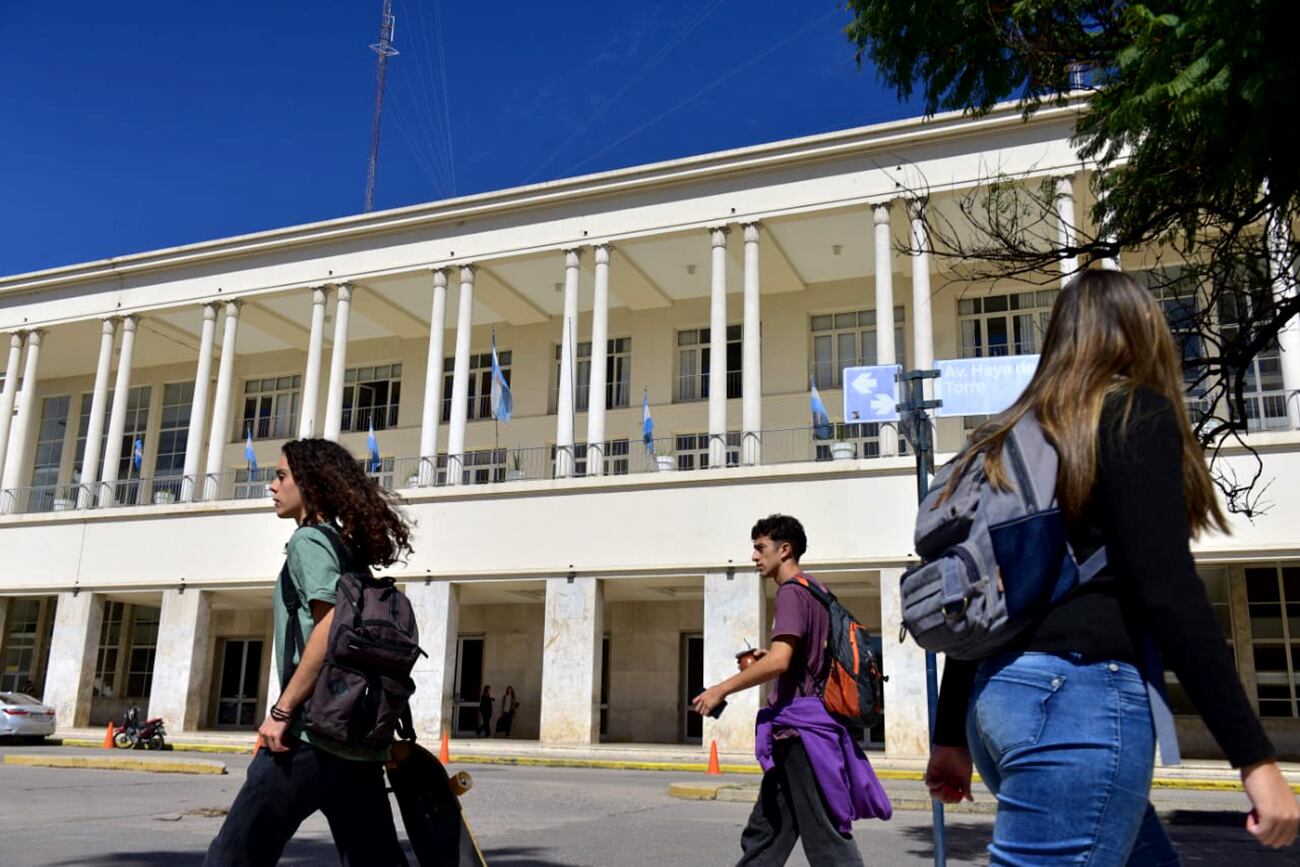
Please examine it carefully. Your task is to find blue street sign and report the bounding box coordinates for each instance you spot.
[842,364,902,423]
[934,355,1040,418]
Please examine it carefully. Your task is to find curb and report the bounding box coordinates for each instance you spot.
[61,738,255,755]
[5,753,227,775]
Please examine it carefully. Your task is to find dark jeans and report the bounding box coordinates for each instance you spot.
[736,738,864,866]
[205,739,408,867]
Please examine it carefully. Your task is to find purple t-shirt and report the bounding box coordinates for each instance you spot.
[767,574,830,708]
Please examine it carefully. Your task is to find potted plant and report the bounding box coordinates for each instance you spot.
[506,451,527,481]
[829,425,856,461]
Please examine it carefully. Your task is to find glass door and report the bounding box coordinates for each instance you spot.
[454,636,484,736]
[215,639,263,728]
[681,633,704,744]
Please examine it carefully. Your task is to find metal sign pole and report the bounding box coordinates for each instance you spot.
[897,368,946,867]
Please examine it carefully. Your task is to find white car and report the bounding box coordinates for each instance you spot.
[0,692,56,739]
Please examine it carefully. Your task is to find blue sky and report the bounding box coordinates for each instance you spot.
[0,1,917,276]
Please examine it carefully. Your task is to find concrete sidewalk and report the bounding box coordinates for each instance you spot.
[53,727,1299,791]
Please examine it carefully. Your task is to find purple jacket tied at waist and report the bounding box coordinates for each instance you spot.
[755,697,893,833]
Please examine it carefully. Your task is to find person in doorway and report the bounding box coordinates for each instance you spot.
[495,686,519,737]
[205,438,413,867]
[475,685,494,738]
[926,270,1300,862]
[692,514,890,867]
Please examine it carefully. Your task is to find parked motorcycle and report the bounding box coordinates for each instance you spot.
[113,705,167,750]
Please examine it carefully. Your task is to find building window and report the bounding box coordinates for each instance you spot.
[550,439,631,477]
[436,448,506,485]
[125,607,160,698]
[442,353,509,423]
[73,392,108,483]
[813,422,894,461]
[1247,564,1300,718]
[550,338,632,414]
[674,431,740,470]
[0,599,42,692]
[1218,292,1288,432]
[154,382,193,496]
[1131,268,1213,421]
[957,289,1057,359]
[364,456,396,490]
[343,364,402,432]
[676,326,741,402]
[1164,567,1234,715]
[233,467,274,500]
[29,395,70,512]
[810,308,906,389]
[94,601,126,698]
[241,376,300,441]
[106,386,152,505]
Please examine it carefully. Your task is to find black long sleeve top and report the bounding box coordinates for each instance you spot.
[933,386,1274,768]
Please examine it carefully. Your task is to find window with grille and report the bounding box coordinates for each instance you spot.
[241,375,300,440]
[674,431,740,470]
[154,381,194,487]
[234,467,274,500]
[813,422,893,461]
[550,439,631,477]
[435,449,507,485]
[30,395,69,511]
[73,392,109,482]
[1131,268,1213,422]
[126,606,160,697]
[676,326,741,402]
[343,365,401,432]
[958,290,1057,359]
[94,601,126,698]
[0,599,42,692]
[112,387,152,505]
[1218,292,1288,431]
[1247,564,1300,718]
[810,307,906,389]
[442,353,510,423]
[550,338,632,413]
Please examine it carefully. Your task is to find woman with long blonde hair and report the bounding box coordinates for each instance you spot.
[926,270,1299,863]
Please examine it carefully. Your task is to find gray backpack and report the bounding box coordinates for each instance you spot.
[280,525,424,750]
[900,412,1180,763]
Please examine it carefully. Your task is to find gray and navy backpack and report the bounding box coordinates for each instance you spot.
[900,412,1180,763]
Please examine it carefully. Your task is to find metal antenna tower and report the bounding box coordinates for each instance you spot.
[364,0,399,213]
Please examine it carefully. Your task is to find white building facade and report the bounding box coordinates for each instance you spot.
[2,103,1299,759]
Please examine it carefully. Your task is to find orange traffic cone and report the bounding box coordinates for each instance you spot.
[707,740,721,776]
[439,729,450,764]
[102,722,115,749]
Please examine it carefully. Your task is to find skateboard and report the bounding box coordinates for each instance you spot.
[387,740,488,867]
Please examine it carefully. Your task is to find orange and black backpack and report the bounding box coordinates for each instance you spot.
[792,574,887,730]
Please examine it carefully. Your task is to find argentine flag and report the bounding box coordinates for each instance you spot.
[244,428,258,473]
[367,419,381,473]
[490,333,512,422]
[132,437,144,472]
[810,379,832,440]
[642,389,655,454]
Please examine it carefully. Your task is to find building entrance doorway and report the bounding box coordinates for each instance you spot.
[215,639,263,728]
[681,633,703,744]
[454,636,485,736]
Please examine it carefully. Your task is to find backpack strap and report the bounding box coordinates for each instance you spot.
[277,525,357,690]
[787,573,836,695]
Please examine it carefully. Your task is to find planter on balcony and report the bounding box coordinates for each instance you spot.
[153,490,177,505]
[52,498,76,512]
[506,469,526,481]
[829,441,856,461]
[654,455,676,472]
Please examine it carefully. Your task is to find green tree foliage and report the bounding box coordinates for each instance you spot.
[845,0,1300,514]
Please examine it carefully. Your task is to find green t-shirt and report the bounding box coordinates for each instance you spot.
[272,523,389,762]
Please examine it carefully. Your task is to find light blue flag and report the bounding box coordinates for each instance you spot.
[367,419,381,473]
[642,389,655,454]
[810,379,832,440]
[132,437,144,472]
[244,428,258,473]
[490,333,513,422]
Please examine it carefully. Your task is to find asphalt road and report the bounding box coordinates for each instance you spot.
[0,744,1296,866]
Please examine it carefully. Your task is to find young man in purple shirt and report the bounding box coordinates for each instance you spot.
[694,514,885,866]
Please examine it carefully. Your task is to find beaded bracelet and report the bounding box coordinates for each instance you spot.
[269,705,293,723]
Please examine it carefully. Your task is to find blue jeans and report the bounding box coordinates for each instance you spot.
[966,653,1181,866]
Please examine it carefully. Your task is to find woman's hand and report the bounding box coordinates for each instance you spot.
[1242,760,1300,848]
[925,745,974,804]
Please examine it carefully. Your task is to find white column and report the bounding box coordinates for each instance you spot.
[539,576,603,745]
[708,227,729,468]
[298,286,330,439]
[1096,184,1120,271]
[147,589,214,732]
[585,246,611,476]
[203,301,241,501]
[1055,175,1079,285]
[446,266,476,486]
[2,329,44,504]
[1269,211,1300,428]
[908,201,935,395]
[0,333,25,487]
[180,305,218,502]
[741,223,762,466]
[98,317,138,504]
[322,283,354,441]
[407,581,460,740]
[554,249,582,479]
[880,568,931,758]
[44,592,104,729]
[419,270,450,486]
[874,203,900,456]
[703,569,764,754]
